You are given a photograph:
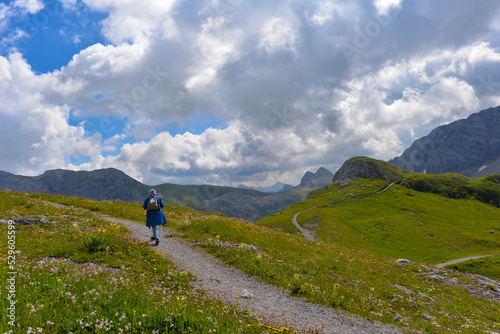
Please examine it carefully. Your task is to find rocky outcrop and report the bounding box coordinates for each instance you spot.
[332,157,402,185]
[390,106,500,177]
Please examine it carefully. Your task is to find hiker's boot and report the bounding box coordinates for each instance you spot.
[150,237,156,241]
[155,238,159,246]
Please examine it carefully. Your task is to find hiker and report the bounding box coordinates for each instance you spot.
[143,189,167,245]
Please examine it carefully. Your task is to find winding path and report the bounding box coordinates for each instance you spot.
[292,181,399,241]
[435,254,499,268]
[100,214,402,334]
[291,206,317,241]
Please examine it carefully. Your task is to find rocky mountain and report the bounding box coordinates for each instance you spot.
[390,106,500,177]
[300,167,334,189]
[0,168,146,202]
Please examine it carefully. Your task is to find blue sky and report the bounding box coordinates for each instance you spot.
[1,0,500,186]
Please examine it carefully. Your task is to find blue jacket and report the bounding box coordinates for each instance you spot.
[143,196,167,228]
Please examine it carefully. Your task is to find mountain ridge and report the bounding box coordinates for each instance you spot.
[0,166,333,221]
[390,105,500,177]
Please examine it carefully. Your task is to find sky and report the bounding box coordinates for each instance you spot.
[1,0,500,187]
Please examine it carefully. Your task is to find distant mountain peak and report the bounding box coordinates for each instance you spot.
[390,106,500,177]
[300,167,334,188]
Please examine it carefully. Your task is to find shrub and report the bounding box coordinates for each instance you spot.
[82,233,110,253]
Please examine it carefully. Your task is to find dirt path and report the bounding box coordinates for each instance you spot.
[291,181,399,241]
[435,254,499,268]
[291,206,317,241]
[100,214,402,334]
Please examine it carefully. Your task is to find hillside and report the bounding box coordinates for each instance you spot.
[4,189,498,333]
[257,157,500,264]
[390,105,500,177]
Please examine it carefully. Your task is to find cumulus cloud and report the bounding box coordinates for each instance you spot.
[13,0,44,14]
[0,53,89,175]
[1,0,500,187]
[81,0,177,44]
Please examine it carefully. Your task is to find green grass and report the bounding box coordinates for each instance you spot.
[445,256,500,281]
[25,191,500,333]
[0,191,302,333]
[257,158,500,265]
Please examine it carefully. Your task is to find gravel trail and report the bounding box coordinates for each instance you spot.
[435,254,500,268]
[102,215,403,334]
[291,207,317,241]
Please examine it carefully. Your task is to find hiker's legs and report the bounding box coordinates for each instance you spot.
[152,225,159,240]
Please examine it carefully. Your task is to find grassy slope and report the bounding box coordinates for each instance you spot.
[13,191,500,334]
[257,157,500,264]
[0,191,299,333]
[445,256,500,281]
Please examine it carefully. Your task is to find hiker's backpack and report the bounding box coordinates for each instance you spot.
[147,196,160,211]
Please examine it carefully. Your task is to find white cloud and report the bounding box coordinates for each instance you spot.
[373,0,402,15]
[0,53,91,175]
[2,0,500,187]
[13,0,44,14]
[333,45,490,159]
[82,0,177,44]
[58,0,78,10]
[186,16,242,90]
[307,1,346,26]
[257,18,297,54]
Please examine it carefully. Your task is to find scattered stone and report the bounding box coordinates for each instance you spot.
[397,259,414,267]
[490,230,495,234]
[429,274,444,282]
[13,218,49,225]
[241,289,253,299]
[476,275,499,288]
[370,312,383,318]
[394,314,403,322]
[423,314,433,321]
[451,278,460,285]
[418,292,436,303]
[393,284,414,295]
[438,311,452,318]
[232,243,261,251]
